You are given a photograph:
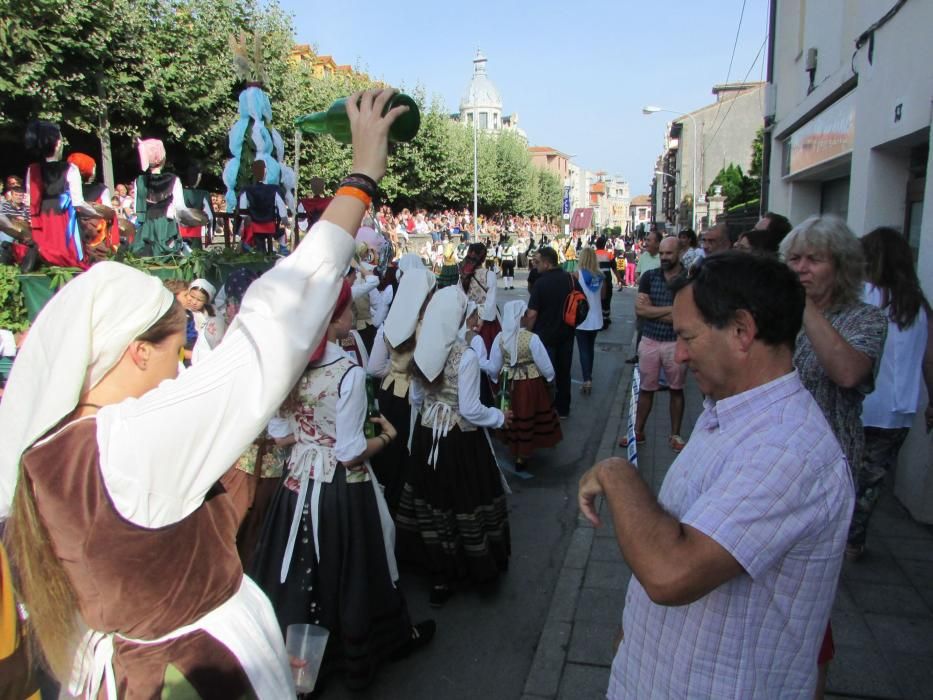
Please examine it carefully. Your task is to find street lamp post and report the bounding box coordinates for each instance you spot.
[473,104,479,238]
[643,106,698,232]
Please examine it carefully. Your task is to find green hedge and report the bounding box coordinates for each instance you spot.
[11,249,275,324]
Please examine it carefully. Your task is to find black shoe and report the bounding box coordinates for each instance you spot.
[429,585,452,608]
[390,620,436,661]
[625,355,638,364]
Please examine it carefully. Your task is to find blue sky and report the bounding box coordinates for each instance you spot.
[281,0,770,196]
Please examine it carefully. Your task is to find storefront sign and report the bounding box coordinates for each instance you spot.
[785,91,855,176]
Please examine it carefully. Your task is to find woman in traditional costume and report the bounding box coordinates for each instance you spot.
[0,88,407,699]
[367,266,436,513]
[131,138,189,257]
[179,164,215,250]
[396,286,512,607]
[66,152,121,256]
[485,300,561,469]
[460,242,500,354]
[249,279,434,690]
[24,120,96,270]
[436,237,459,288]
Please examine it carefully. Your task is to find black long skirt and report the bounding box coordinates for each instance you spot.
[370,389,411,516]
[249,468,411,688]
[396,424,510,585]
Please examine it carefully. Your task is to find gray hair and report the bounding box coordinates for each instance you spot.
[779,215,864,309]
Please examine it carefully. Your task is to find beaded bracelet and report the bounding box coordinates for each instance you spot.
[347,172,379,193]
[339,174,377,199]
[335,185,372,208]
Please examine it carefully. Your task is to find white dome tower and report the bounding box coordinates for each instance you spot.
[459,50,503,131]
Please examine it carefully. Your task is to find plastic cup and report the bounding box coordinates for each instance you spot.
[286,623,329,694]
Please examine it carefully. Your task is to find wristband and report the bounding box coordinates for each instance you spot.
[335,185,372,209]
[339,174,377,199]
[379,433,391,445]
[347,172,379,192]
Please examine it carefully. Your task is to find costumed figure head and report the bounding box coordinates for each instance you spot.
[0,262,186,678]
[184,163,203,190]
[251,160,267,185]
[66,153,96,184]
[25,120,63,161]
[137,139,166,172]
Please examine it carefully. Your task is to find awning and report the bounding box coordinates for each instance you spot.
[570,208,593,230]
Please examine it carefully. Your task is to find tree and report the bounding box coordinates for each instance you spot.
[0,0,295,186]
[749,128,764,180]
[707,163,758,207]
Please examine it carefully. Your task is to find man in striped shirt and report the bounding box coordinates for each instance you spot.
[579,252,853,698]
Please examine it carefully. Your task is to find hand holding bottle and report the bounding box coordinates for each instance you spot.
[346,89,410,183]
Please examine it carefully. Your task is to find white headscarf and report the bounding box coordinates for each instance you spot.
[383,268,435,348]
[0,262,174,518]
[413,286,467,382]
[500,300,527,367]
[397,253,425,276]
[188,278,217,302]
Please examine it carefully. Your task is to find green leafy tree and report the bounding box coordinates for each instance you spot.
[536,168,563,219]
[707,163,758,207]
[749,128,764,180]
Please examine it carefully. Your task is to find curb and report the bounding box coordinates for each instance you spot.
[522,353,634,698]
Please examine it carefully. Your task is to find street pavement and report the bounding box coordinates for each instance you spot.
[325,266,933,700]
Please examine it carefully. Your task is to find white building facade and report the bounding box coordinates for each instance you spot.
[652,83,765,229]
[765,0,932,520]
[458,51,523,137]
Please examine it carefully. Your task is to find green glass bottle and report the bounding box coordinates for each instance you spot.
[364,376,381,439]
[295,93,421,144]
[499,367,511,412]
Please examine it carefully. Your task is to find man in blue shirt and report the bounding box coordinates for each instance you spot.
[623,236,687,451]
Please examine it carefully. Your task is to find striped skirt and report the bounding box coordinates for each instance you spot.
[396,424,510,585]
[500,376,562,458]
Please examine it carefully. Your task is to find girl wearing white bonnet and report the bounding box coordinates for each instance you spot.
[366,266,436,513]
[0,89,408,698]
[395,286,513,608]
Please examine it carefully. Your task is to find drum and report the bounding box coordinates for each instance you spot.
[176,208,209,227]
[77,203,116,220]
[0,214,31,242]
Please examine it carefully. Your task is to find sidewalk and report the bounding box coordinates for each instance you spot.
[522,334,933,699]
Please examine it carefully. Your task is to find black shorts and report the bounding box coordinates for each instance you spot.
[502,259,515,275]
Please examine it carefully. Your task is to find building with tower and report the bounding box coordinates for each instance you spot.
[455,51,525,138]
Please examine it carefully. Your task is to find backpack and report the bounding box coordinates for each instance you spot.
[563,273,590,328]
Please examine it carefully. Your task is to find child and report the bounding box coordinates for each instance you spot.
[367,267,436,514]
[485,300,562,469]
[250,280,434,690]
[396,286,512,607]
[183,278,224,365]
